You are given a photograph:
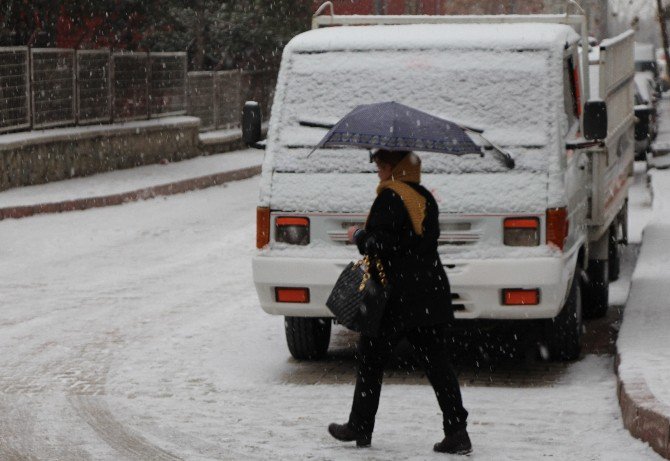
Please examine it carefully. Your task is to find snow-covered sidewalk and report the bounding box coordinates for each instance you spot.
[617,164,670,457]
[616,93,670,458]
[0,149,263,209]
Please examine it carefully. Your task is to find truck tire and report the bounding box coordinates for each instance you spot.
[544,270,582,361]
[583,259,609,318]
[608,226,620,282]
[284,317,331,360]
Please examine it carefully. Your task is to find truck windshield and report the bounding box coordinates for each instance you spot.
[269,48,557,174]
[279,49,556,144]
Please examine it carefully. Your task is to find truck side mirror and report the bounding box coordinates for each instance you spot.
[634,106,653,141]
[242,101,262,146]
[583,101,608,141]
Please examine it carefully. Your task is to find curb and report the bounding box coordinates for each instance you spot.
[616,354,670,458]
[0,165,261,221]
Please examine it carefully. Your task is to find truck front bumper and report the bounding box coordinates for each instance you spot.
[252,253,577,320]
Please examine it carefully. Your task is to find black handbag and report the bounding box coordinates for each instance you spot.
[326,255,390,337]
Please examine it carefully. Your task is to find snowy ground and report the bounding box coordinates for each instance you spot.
[618,167,670,409]
[0,161,662,459]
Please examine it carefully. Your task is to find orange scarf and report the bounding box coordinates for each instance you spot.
[376,153,426,235]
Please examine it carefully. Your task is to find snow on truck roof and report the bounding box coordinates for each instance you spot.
[287,23,580,53]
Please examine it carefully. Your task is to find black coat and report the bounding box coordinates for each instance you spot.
[354,183,453,331]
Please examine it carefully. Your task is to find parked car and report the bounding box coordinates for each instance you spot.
[634,89,654,159]
[636,72,659,127]
[636,70,659,104]
[250,13,635,362]
[635,42,658,80]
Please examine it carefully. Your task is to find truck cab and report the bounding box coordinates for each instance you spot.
[252,13,634,361]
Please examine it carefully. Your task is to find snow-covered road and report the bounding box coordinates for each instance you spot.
[0,172,661,460]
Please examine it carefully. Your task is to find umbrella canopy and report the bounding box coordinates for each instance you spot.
[312,101,481,155]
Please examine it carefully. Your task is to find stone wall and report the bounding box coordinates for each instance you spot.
[0,117,200,191]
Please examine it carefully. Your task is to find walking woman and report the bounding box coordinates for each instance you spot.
[328,149,471,455]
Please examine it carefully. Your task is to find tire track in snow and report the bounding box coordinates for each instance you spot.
[69,396,259,461]
[0,396,93,460]
[70,396,182,461]
[0,398,39,461]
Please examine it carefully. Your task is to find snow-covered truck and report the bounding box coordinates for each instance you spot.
[250,11,635,361]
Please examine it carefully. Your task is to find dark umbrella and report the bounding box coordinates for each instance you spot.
[308,101,514,168]
[312,101,480,154]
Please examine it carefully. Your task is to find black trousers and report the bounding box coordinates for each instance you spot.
[348,325,468,436]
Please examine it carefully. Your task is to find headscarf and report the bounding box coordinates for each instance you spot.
[376,153,426,236]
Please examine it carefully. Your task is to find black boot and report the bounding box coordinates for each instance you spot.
[328,423,372,447]
[433,428,472,455]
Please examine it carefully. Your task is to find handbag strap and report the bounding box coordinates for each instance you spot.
[355,255,388,292]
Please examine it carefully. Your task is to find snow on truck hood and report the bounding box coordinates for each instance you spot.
[263,147,555,214]
[268,170,550,214]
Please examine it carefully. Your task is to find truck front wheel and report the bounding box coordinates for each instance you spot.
[544,270,582,361]
[284,317,331,360]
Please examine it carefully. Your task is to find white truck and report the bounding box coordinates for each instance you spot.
[250,10,635,361]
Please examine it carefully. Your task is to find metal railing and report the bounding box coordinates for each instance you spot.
[0,45,274,134]
[186,69,276,132]
[31,48,76,129]
[0,47,30,133]
[598,30,635,140]
[77,49,112,124]
[187,71,219,130]
[113,52,150,121]
[187,70,245,131]
[0,47,188,132]
[150,52,188,117]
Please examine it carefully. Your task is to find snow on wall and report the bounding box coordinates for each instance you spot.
[260,22,579,212]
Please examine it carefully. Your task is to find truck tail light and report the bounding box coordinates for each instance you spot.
[502,289,540,306]
[503,217,540,246]
[546,207,568,250]
[275,287,310,303]
[275,216,310,245]
[257,207,270,249]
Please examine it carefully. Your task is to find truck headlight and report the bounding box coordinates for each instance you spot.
[275,217,310,245]
[503,217,540,246]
